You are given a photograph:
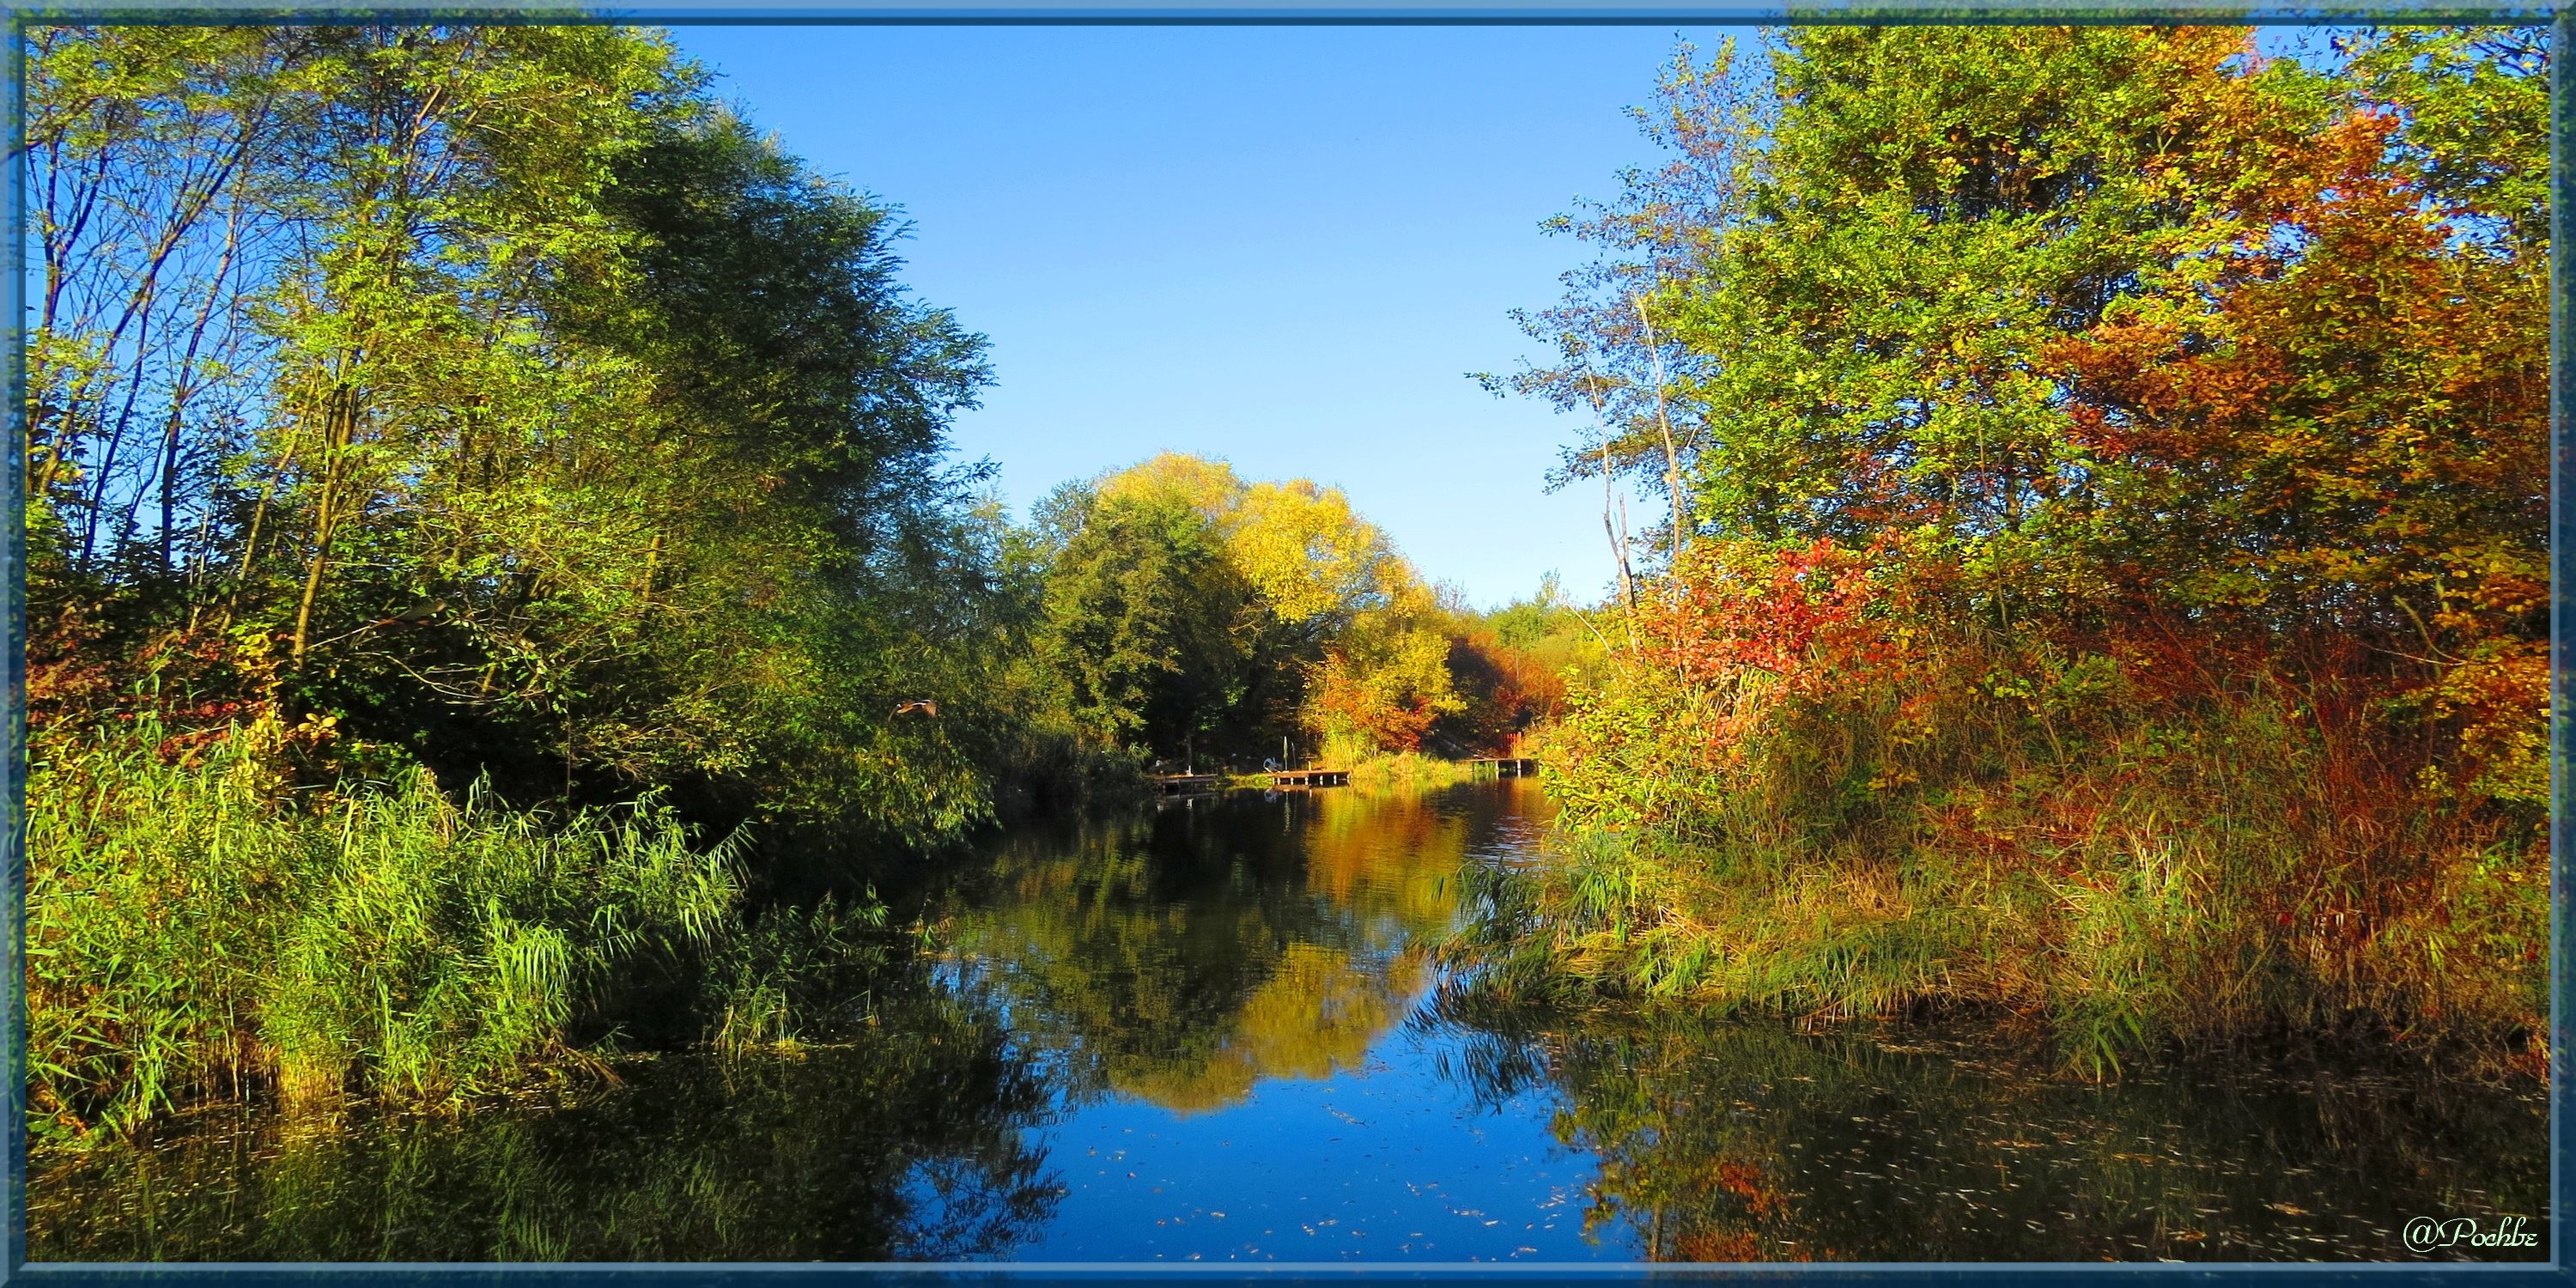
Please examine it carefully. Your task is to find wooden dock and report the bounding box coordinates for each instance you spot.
[1269,769,1349,788]
[1469,756,1540,778]
[1150,774,1224,795]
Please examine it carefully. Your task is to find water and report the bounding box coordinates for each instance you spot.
[28,779,2549,1263]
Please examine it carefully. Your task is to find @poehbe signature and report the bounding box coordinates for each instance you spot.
[2403,1216,2541,1253]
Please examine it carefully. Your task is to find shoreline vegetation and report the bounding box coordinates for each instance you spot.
[1187,752,1482,794]
[1447,26,2548,1080]
[25,21,2548,1147]
[32,711,890,1139]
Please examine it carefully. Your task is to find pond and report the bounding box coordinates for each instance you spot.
[27,778,2549,1263]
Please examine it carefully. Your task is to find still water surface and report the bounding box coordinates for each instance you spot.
[30,779,2549,1262]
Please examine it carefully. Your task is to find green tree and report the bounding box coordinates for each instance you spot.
[1030,453,1468,764]
[22,23,1026,1134]
[1033,485,1267,764]
[27,25,1011,846]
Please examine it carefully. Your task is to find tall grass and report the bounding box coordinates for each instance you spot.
[27,714,880,1141]
[1452,634,2548,1078]
[1306,732,1477,791]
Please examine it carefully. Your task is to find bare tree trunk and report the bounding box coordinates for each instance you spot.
[226,439,294,618]
[155,194,246,574]
[81,299,161,563]
[1579,349,1640,619]
[1632,295,1689,574]
[77,131,258,563]
[1606,460,1637,608]
[640,531,662,605]
[222,364,333,625]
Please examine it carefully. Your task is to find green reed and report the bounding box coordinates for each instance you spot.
[27,714,878,1140]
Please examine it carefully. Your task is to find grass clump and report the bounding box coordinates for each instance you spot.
[28,713,880,1141]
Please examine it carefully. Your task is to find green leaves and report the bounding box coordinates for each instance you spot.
[26,712,896,1135]
[1024,454,1478,763]
[1034,482,1269,758]
[30,26,1010,849]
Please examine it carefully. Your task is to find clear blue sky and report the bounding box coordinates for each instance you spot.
[668,25,1756,610]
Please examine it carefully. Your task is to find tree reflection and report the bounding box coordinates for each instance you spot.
[1422,994,2550,1262]
[939,786,1499,1115]
[29,989,1062,1261]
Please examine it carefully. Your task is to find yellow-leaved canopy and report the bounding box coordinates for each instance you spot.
[1093,453,1461,753]
[1097,453,1404,629]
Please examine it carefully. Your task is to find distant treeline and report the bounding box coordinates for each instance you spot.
[1022,453,1590,774]
[22,24,1589,1136]
[1461,26,2549,1076]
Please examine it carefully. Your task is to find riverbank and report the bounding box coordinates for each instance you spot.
[1183,752,1489,793]
[1446,616,2549,1081]
[1438,26,2548,1084]
[1345,750,1480,791]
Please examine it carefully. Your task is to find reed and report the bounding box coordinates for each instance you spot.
[27,714,878,1140]
[1450,637,2548,1078]
[1309,734,1478,791]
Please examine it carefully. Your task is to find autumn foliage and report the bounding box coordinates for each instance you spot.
[1481,26,2549,1075]
[1031,453,1576,768]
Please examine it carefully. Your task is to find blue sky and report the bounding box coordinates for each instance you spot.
[668,25,1758,610]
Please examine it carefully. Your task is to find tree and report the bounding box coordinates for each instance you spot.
[1034,485,1265,762]
[1029,454,1466,763]
[1479,38,1767,576]
[27,25,1012,847]
[1482,25,2551,1068]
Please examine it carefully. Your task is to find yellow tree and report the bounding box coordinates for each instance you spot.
[1082,453,1461,759]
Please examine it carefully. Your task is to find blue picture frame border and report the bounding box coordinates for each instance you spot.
[0,4,2564,1282]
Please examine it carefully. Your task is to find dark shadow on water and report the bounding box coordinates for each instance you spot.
[29,988,1060,1261]
[1416,988,2550,1262]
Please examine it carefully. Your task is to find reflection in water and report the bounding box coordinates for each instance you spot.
[933,787,1496,1114]
[28,778,2547,1263]
[31,992,1061,1261]
[1426,998,2550,1262]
